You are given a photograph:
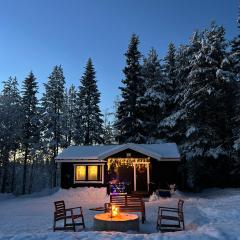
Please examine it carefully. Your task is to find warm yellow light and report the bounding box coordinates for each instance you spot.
[88,165,98,180]
[76,165,86,180]
[107,157,150,170]
[111,205,119,217]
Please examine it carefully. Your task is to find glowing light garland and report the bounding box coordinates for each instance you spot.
[107,157,150,170]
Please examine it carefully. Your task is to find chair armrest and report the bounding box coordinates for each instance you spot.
[64,208,74,216]
[55,209,72,218]
[158,206,178,210]
[161,209,179,214]
[66,207,83,215]
[66,206,82,211]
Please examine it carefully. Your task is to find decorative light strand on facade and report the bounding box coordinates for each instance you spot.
[107,157,150,170]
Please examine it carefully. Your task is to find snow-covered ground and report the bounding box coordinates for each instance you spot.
[0,187,240,240]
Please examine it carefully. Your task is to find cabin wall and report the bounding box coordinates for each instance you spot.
[151,160,179,189]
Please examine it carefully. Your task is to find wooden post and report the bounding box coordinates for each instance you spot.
[133,163,136,191]
[147,163,150,191]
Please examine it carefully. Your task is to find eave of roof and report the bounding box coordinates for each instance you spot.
[98,143,163,160]
[55,143,180,162]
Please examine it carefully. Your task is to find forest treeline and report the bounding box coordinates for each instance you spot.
[0,21,239,194]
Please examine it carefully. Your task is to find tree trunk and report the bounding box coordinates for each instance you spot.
[22,146,28,195]
[52,109,59,188]
[51,147,57,188]
[28,157,34,194]
[1,150,10,193]
[11,151,16,193]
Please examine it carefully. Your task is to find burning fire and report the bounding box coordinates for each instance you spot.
[110,205,119,218]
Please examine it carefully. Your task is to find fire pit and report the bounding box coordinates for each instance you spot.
[94,212,139,232]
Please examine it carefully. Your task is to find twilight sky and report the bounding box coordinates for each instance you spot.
[0,0,238,112]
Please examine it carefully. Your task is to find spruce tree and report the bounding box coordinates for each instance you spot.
[231,10,240,173]
[160,33,202,144]
[115,34,145,143]
[181,23,234,189]
[21,71,40,194]
[74,58,104,145]
[139,48,166,141]
[163,43,177,112]
[158,43,177,141]
[62,85,77,147]
[0,77,22,193]
[103,110,115,144]
[42,65,65,187]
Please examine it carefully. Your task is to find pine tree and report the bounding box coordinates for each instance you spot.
[180,23,234,189]
[139,48,166,141]
[74,58,104,145]
[164,43,177,112]
[158,43,178,141]
[62,85,77,147]
[42,65,65,187]
[160,33,202,144]
[0,77,22,193]
[115,34,145,143]
[103,109,115,144]
[231,9,240,173]
[21,71,40,194]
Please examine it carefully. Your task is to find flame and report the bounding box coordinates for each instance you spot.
[111,205,119,217]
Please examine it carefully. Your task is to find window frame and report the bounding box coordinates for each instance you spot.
[74,163,104,184]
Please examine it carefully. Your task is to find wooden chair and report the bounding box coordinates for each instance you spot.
[156,199,185,232]
[53,200,85,231]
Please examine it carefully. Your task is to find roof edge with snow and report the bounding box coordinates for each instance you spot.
[55,143,180,162]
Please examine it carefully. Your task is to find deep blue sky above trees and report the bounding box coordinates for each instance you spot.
[0,0,238,111]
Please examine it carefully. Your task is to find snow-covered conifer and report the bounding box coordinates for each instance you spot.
[74,58,104,145]
[115,34,145,143]
[42,65,65,187]
[21,71,40,194]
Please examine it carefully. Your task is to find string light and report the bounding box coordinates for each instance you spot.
[107,157,150,170]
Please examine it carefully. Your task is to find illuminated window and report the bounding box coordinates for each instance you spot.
[75,165,102,182]
[88,166,98,180]
[76,166,86,181]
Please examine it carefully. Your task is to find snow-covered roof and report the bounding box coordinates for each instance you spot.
[55,143,180,162]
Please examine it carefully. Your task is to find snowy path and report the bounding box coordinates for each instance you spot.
[0,188,240,240]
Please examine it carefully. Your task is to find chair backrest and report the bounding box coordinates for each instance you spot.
[54,200,66,212]
[177,199,184,220]
[54,200,66,221]
[110,194,143,208]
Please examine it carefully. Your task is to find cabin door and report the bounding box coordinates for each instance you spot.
[134,163,150,192]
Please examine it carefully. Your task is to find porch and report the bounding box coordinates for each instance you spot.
[107,157,150,195]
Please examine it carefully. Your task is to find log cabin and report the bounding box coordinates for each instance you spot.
[55,143,181,195]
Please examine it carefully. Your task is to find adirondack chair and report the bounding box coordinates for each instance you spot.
[53,200,85,231]
[156,199,185,232]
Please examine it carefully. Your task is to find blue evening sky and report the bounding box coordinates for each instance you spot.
[0,0,238,112]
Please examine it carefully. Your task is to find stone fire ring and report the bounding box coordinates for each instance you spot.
[94,213,139,232]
